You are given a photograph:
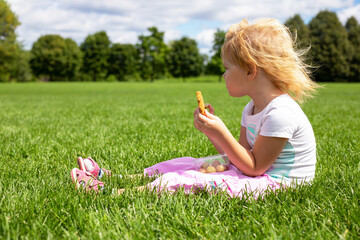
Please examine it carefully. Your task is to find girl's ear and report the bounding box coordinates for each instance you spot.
[246,63,257,81]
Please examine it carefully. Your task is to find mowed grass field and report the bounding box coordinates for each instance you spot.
[0,81,359,239]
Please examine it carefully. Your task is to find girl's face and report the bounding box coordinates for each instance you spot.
[223,61,251,97]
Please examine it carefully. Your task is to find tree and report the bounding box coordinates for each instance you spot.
[13,48,33,82]
[309,11,352,82]
[285,14,310,48]
[206,29,225,82]
[285,14,312,69]
[30,35,66,81]
[30,35,82,81]
[81,31,110,81]
[137,27,167,82]
[0,0,26,82]
[108,43,139,81]
[167,37,203,81]
[63,38,82,81]
[345,16,360,82]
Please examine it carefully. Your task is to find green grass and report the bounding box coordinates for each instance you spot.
[0,81,359,239]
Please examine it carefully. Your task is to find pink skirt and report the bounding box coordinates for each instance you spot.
[144,157,284,199]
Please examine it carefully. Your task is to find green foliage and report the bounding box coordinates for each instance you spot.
[1,4,360,83]
[167,37,203,81]
[30,35,64,81]
[285,14,310,48]
[0,0,19,37]
[346,17,360,82]
[137,27,168,82]
[206,57,224,82]
[81,31,111,81]
[309,11,352,82]
[108,43,139,81]
[212,28,226,55]
[0,0,31,82]
[12,48,33,82]
[64,38,83,81]
[0,82,359,238]
[284,14,313,70]
[30,35,82,81]
[206,29,225,82]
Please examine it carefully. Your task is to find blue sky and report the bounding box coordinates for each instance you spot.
[7,0,360,55]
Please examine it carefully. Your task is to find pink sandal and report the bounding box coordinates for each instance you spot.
[71,168,104,192]
[77,157,111,179]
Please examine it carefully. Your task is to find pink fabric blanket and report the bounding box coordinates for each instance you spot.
[144,157,283,199]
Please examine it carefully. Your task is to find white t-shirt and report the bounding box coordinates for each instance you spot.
[241,94,316,185]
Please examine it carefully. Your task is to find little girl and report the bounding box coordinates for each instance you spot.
[71,18,319,198]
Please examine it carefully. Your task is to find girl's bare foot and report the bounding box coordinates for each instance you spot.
[127,174,143,179]
[117,186,146,195]
[117,189,126,195]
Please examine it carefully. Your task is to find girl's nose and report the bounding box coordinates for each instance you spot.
[223,73,226,79]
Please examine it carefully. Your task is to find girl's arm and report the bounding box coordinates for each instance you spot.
[195,110,288,176]
[239,126,252,150]
[220,130,288,176]
[207,136,225,154]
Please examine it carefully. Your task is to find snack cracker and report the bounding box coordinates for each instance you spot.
[196,91,205,115]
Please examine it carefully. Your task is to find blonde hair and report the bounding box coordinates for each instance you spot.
[222,18,319,102]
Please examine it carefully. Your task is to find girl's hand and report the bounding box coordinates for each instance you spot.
[193,107,202,131]
[205,103,215,115]
[193,108,228,140]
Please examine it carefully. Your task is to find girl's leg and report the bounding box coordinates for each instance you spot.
[126,174,144,179]
[144,157,196,177]
[117,186,146,195]
[145,169,283,198]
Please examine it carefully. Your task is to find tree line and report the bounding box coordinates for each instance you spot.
[1,0,360,82]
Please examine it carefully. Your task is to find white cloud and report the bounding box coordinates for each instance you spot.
[7,0,360,55]
[108,31,139,45]
[337,4,360,23]
[164,29,182,43]
[196,29,216,55]
[196,29,216,46]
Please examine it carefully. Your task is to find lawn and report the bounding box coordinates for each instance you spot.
[0,81,359,239]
